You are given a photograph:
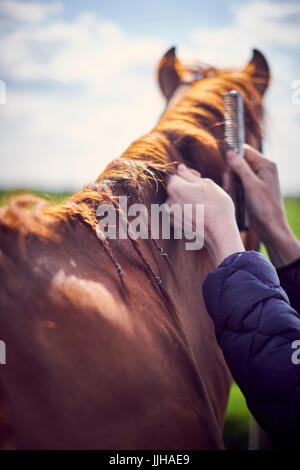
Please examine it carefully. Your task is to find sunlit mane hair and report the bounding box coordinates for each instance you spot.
[0,54,267,307]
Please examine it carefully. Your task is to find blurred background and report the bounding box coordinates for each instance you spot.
[0,0,299,449]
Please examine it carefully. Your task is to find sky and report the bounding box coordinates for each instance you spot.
[0,0,299,194]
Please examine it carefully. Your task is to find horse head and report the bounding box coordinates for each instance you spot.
[156,46,270,251]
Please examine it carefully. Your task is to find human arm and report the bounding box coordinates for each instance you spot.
[226,145,300,269]
[166,161,300,447]
[226,145,300,312]
[277,259,300,314]
[202,250,300,449]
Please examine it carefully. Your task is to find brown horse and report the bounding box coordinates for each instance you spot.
[0,47,269,449]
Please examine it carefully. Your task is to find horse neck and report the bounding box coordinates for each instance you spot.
[119,170,217,358]
[154,235,216,361]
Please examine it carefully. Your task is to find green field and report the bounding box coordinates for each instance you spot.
[0,190,299,448]
[0,189,72,207]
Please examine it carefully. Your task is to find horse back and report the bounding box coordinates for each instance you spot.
[0,198,224,449]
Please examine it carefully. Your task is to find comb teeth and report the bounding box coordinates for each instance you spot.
[224,90,245,157]
[223,90,249,231]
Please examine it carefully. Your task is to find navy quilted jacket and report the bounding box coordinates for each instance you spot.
[203,251,300,449]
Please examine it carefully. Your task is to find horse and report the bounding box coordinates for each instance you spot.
[0,47,269,449]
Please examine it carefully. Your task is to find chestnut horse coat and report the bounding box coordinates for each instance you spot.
[0,48,269,449]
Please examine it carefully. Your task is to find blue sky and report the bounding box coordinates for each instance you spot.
[61,0,234,33]
[0,0,299,194]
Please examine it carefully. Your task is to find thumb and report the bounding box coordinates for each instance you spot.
[226,150,258,189]
[177,163,201,183]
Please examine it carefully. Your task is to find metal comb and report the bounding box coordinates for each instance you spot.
[224,90,249,231]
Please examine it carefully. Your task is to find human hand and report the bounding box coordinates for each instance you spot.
[166,164,244,266]
[226,145,300,268]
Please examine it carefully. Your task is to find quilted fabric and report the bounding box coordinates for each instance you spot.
[203,251,300,449]
[277,258,300,314]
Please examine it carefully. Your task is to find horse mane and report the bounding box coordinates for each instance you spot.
[0,64,264,301]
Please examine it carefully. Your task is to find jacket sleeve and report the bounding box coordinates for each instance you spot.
[277,258,300,314]
[202,251,300,449]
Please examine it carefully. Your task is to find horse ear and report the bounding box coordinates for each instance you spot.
[245,49,270,96]
[157,46,183,99]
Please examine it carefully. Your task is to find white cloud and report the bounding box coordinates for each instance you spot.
[0,0,299,194]
[0,4,167,190]
[189,1,300,65]
[0,0,63,23]
[0,86,163,190]
[0,11,165,92]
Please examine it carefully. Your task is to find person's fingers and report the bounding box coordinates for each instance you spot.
[189,168,202,178]
[166,174,188,202]
[177,163,201,183]
[166,174,183,193]
[164,199,185,229]
[243,144,268,173]
[226,150,260,189]
[222,168,231,193]
[244,144,279,183]
[164,197,176,209]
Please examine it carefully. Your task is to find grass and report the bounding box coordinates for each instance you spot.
[0,190,299,448]
[0,189,72,207]
[284,199,300,240]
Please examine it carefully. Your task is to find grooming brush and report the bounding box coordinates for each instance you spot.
[224,90,249,231]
